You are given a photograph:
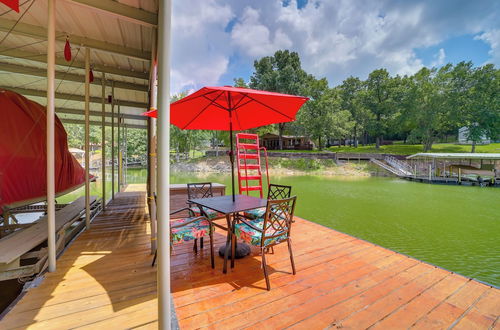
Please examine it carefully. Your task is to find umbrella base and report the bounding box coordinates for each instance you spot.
[218,242,251,259]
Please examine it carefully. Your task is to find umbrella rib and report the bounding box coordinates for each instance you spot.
[174,89,220,105]
[202,95,228,112]
[232,98,253,111]
[182,90,226,129]
[240,94,295,120]
[231,93,250,109]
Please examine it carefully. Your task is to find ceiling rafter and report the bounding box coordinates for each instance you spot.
[66,0,157,27]
[0,62,148,92]
[0,49,149,80]
[0,17,151,61]
[60,118,147,129]
[57,107,147,120]
[5,86,148,108]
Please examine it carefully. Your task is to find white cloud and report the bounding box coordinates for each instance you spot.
[231,7,292,58]
[171,0,499,91]
[171,0,234,93]
[430,48,446,67]
[475,29,500,65]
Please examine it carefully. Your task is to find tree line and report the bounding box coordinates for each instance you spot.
[246,50,499,152]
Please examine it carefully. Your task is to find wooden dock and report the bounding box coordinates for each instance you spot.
[1,185,499,329]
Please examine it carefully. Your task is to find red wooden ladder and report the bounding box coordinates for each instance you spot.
[236,133,269,198]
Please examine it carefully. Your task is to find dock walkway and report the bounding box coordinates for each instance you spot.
[1,185,498,329]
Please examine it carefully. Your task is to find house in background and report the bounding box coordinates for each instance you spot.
[260,133,315,150]
[458,127,491,145]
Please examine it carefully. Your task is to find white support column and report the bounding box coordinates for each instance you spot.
[47,0,56,273]
[111,82,115,199]
[157,0,171,328]
[84,48,91,229]
[149,28,158,255]
[117,103,121,190]
[101,72,106,209]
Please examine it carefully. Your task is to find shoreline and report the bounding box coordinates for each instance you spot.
[170,156,387,177]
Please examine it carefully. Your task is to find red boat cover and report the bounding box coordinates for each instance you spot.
[0,90,87,211]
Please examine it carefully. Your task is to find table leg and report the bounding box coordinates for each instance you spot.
[219,213,250,268]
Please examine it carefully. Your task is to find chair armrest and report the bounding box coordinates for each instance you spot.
[171,216,209,229]
[170,207,195,217]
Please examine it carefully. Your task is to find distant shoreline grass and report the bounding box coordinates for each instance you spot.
[257,142,500,155]
[327,142,500,155]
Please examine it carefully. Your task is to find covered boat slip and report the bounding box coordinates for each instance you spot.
[403,153,500,186]
[1,185,499,329]
[0,0,175,325]
[0,196,100,281]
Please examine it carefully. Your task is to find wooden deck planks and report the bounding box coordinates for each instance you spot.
[1,185,499,329]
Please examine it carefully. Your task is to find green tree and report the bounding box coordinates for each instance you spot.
[249,50,308,149]
[338,77,370,147]
[363,69,399,149]
[452,63,500,152]
[402,66,453,151]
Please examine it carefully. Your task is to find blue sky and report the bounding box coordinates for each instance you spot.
[171,0,499,94]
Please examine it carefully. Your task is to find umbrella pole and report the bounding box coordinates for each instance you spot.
[229,121,235,202]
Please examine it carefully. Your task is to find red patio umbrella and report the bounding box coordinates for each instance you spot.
[144,86,309,200]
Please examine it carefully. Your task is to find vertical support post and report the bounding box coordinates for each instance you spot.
[101,72,106,209]
[46,0,56,273]
[458,168,462,183]
[111,82,115,199]
[149,28,158,255]
[428,164,432,182]
[84,48,91,229]
[157,0,172,328]
[118,103,121,190]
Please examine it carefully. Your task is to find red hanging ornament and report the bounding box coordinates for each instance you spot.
[89,67,94,83]
[64,37,72,62]
[1,0,19,12]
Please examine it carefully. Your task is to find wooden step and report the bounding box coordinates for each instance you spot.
[237,143,259,150]
[236,133,258,140]
[239,175,261,181]
[239,164,260,170]
[240,186,262,191]
[239,154,259,159]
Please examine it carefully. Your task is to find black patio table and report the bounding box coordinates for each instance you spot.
[188,194,268,273]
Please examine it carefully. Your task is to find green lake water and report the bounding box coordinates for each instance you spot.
[60,168,500,287]
[169,171,500,287]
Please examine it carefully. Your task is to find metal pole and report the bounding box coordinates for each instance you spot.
[46,0,56,273]
[157,0,172,327]
[118,103,121,190]
[84,48,91,229]
[111,82,115,199]
[101,72,106,209]
[149,28,158,255]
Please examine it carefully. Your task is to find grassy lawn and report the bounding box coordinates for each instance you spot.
[327,142,500,155]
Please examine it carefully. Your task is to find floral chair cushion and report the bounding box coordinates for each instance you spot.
[191,206,223,219]
[170,218,211,244]
[234,219,288,247]
[243,207,266,220]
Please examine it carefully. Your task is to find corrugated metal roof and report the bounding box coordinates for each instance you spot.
[407,153,500,160]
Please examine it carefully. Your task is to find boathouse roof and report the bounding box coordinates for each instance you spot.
[407,153,500,160]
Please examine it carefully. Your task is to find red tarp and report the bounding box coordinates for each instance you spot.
[0,89,87,211]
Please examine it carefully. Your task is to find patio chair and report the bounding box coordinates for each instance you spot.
[151,205,215,268]
[187,182,225,251]
[244,184,292,220]
[230,196,297,290]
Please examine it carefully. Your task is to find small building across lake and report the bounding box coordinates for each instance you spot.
[260,133,314,150]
